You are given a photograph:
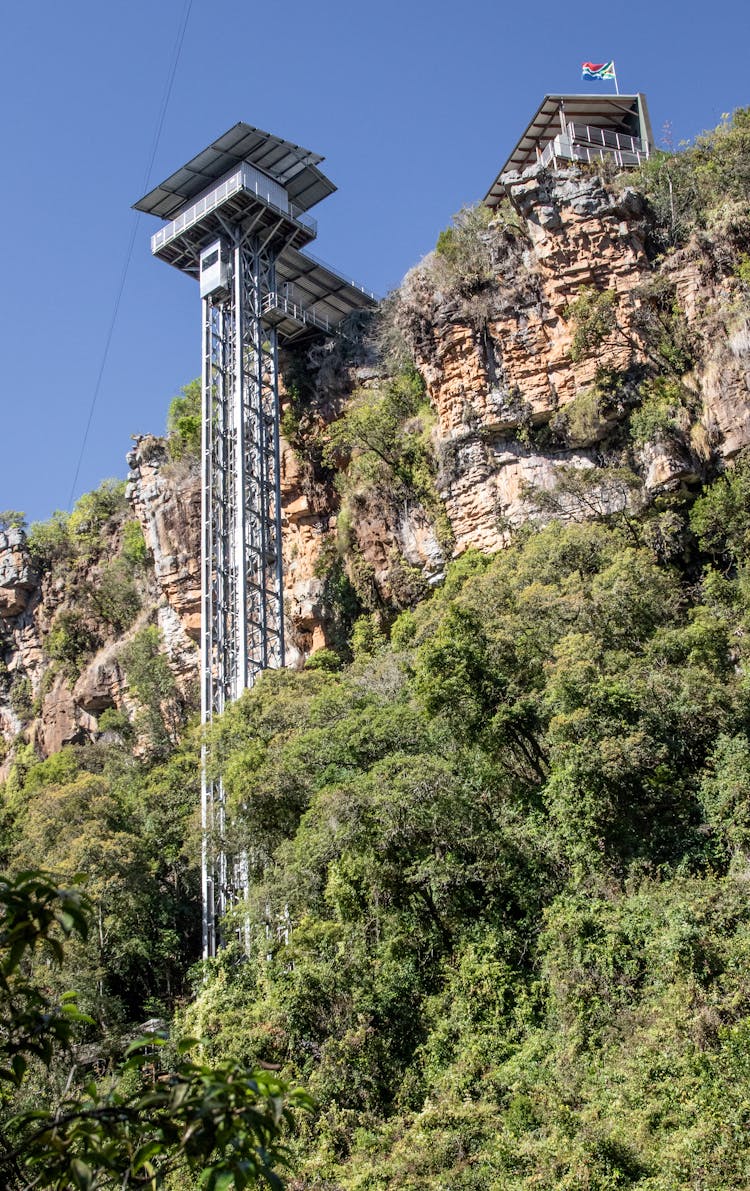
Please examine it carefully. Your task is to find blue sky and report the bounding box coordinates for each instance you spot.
[2,0,749,522]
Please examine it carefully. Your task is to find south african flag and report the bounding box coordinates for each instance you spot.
[582,61,616,81]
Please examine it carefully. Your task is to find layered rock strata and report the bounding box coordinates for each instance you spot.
[3,164,750,767]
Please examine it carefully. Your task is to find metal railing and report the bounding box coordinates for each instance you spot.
[151,164,317,254]
[539,124,648,171]
[262,291,332,334]
[300,248,379,301]
[567,122,644,155]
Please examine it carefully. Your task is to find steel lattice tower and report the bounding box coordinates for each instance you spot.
[136,124,375,956]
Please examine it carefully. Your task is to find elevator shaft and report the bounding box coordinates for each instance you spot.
[200,232,285,958]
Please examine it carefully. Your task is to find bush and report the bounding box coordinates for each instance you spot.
[0,510,26,532]
[46,610,98,668]
[88,558,142,633]
[97,706,134,741]
[120,625,180,753]
[435,203,496,288]
[167,379,201,460]
[26,511,72,568]
[68,479,127,555]
[629,376,698,446]
[634,108,750,248]
[120,518,149,567]
[9,674,33,722]
[564,287,619,362]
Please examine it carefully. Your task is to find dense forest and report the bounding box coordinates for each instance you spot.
[3,111,750,1188]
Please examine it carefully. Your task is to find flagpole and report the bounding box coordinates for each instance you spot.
[612,60,619,95]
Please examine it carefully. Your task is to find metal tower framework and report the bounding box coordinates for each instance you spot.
[200,235,286,956]
[135,123,376,957]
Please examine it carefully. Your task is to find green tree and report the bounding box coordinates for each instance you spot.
[0,872,310,1190]
[167,380,201,460]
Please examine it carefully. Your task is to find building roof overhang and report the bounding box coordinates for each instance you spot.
[134,122,336,220]
[484,93,652,206]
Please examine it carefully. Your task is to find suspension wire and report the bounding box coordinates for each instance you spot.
[67,0,194,508]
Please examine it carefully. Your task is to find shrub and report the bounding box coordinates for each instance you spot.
[46,609,98,668]
[97,706,134,741]
[630,376,698,446]
[26,511,72,568]
[167,379,201,460]
[304,648,343,672]
[88,558,142,633]
[68,479,127,555]
[9,674,33,722]
[564,287,619,362]
[634,108,750,248]
[435,203,496,285]
[690,452,750,565]
[120,625,180,753]
[0,510,26,532]
[120,519,149,567]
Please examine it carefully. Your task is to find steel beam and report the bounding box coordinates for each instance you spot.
[200,233,286,957]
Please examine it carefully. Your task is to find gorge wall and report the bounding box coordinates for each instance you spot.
[2,162,750,770]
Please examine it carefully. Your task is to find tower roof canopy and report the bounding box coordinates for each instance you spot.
[485,93,653,205]
[135,122,336,220]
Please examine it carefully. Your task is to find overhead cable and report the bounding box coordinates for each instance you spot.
[67,0,194,508]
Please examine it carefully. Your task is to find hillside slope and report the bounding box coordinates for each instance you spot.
[2,109,750,1189]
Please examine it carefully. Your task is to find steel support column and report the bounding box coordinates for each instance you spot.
[200,233,286,957]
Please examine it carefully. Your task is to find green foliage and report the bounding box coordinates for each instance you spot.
[171,510,750,1187]
[97,706,134,740]
[46,610,99,670]
[564,286,619,362]
[88,558,142,633]
[0,872,309,1190]
[326,364,452,596]
[121,519,149,567]
[434,203,496,291]
[69,480,128,557]
[736,251,750,284]
[304,648,342,673]
[167,379,201,461]
[120,626,181,755]
[0,871,91,1085]
[551,386,609,447]
[629,375,698,446]
[29,481,128,573]
[690,451,750,566]
[634,108,750,248]
[27,510,72,569]
[8,676,33,723]
[0,511,26,533]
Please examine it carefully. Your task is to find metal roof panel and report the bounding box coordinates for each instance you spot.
[135,122,336,219]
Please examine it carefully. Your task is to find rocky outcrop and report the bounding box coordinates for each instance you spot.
[394,166,750,553]
[4,162,750,770]
[0,530,38,618]
[126,438,202,642]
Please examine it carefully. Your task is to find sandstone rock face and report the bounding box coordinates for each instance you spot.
[398,166,750,553]
[4,162,750,770]
[127,438,202,642]
[408,170,649,446]
[0,445,204,773]
[0,530,38,617]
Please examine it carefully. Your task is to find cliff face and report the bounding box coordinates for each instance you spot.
[396,168,750,552]
[3,163,750,769]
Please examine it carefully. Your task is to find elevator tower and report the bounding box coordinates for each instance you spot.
[135,124,375,956]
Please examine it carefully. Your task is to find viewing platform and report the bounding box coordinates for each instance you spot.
[485,93,653,206]
[150,161,318,271]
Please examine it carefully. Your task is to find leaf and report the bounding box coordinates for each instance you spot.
[70,1158,94,1190]
[132,1139,165,1172]
[125,1034,167,1057]
[177,1037,201,1055]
